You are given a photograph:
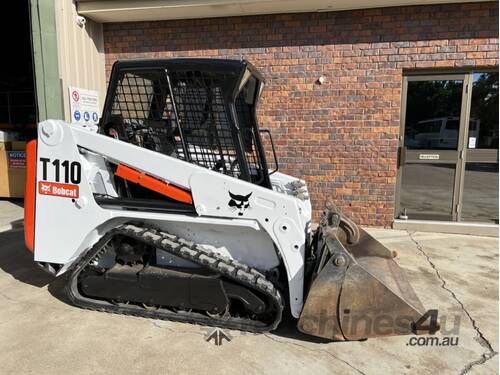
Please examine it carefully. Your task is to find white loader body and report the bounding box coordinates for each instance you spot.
[33,120,312,318]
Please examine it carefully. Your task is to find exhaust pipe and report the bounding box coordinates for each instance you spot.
[298,202,438,341]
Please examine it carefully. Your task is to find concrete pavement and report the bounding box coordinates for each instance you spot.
[0,200,497,374]
[0,199,23,231]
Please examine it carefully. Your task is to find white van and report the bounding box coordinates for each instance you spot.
[407,116,480,149]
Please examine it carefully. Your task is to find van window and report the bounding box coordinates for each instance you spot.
[416,120,441,134]
[445,119,459,130]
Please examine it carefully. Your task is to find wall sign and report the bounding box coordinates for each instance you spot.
[7,151,26,168]
[69,86,100,126]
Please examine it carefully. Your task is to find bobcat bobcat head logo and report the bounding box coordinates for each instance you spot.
[228,191,252,216]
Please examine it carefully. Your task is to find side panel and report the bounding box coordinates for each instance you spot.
[189,172,307,317]
[147,220,280,270]
[35,122,112,263]
[55,211,274,275]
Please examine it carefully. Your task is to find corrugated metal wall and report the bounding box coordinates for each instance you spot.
[55,0,106,121]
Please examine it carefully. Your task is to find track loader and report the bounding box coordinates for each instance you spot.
[24,59,435,340]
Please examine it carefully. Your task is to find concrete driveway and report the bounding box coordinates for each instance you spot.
[0,200,498,374]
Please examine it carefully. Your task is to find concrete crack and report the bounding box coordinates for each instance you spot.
[0,289,17,302]
[263,333,367,375]
[406,231,498,374]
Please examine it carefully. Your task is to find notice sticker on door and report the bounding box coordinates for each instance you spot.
[419,154,440,160]
[468,137,477,149]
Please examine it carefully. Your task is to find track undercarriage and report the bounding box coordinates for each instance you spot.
[66,224,284,332]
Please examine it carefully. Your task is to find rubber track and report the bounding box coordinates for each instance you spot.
[65,224,284,333]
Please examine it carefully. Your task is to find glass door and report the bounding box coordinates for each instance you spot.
[397,75,467,221]
[397,71,499,223]
[459,72,499,223]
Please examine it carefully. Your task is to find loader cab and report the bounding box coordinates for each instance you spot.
[100,59,273,191]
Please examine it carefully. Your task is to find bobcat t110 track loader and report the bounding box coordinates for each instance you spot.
[24,59,435,340]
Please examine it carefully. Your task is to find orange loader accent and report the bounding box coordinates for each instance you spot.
[115,164,193,205]
[24,140,37,253]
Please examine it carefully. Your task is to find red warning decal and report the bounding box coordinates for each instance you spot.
[38,181,79,199]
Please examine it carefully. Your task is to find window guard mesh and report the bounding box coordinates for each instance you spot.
[108,67,266,184]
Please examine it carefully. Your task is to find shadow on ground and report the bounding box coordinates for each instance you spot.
[272,316,336,343]
[0,227,341,343]
[0,228,54,288]
[0,228,79,306]
[9,218,24,230]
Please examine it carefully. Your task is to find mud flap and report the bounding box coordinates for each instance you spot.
[298,210,433,341]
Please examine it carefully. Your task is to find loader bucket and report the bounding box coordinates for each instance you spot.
[298,210,434,341]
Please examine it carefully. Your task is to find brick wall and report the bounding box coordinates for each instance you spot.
[103,2,499,226]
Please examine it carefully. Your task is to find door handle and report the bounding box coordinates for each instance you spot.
[397,146,406,168]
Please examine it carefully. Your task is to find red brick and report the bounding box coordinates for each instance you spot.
[103,2,498,226]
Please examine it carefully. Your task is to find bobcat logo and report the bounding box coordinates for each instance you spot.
[40,183,51,193]
[228,191,252,216]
